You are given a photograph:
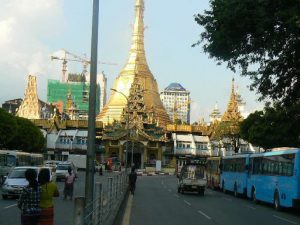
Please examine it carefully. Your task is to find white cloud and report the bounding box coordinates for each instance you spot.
[0,17,15,47]
[0,0,64,104]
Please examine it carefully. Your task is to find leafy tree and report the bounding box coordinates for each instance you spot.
[194,0,300,106]
[7,117,44,152]
[240,104,300,149]
[0,109,17,148]
[212,120,241,153]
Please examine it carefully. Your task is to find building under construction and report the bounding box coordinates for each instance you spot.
[47,74,100,119]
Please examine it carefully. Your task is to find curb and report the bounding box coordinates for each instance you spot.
[136,172,174,176]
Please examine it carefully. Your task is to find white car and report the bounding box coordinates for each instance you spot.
[1,166,56,199]
[44,160,61,169]
[55,162,77,181]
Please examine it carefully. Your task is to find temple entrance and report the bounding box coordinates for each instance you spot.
[128,153,141,169]
[123,141,144,169]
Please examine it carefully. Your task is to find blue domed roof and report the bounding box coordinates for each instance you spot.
[165,83,186,91]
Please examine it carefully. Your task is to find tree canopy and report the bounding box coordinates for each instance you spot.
[194,0,300,106]
[212,120,241,153]
[0,108,17,147]
[0,109,44,152]
[240,104,300,149]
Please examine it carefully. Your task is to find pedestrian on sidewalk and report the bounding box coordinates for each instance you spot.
[99,164,103,176]
[63,167,75,200]
[38,168,59,225]
[129,167,137,195]
[18,169,41,225]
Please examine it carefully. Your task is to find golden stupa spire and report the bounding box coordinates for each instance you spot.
[16,75,41,119]
[97,0,170,126]
[222,78,243,122]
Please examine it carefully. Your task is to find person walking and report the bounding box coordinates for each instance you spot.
[129,167,137,195]
[64,167,75,200]
[38,168,59,225]
[18,169,41,225]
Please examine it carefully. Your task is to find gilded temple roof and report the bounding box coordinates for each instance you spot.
[221,78,243,122]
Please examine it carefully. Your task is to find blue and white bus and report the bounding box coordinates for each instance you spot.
[247,147,300,209]
[220,154,251,197]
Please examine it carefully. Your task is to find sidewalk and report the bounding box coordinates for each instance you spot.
[54,170,122,225]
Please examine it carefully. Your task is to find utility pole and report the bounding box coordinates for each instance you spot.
[85,0,99,218]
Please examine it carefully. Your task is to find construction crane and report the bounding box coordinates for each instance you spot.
[51,49,117,83]
[173,100,192,123]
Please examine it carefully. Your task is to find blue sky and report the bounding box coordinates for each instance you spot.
[0,0,264,122]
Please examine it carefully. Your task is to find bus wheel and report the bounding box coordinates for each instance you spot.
[252,188,258,204]
[177,187,180,193]
[2,194,8,200]
[234,183,238,197]
[199,189,205,196]
[274,192,281,211]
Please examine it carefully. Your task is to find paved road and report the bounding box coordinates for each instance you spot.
[0,171,121,225]
[128,176,300,225]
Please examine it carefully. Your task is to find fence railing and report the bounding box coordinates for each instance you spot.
[73,171,128,225]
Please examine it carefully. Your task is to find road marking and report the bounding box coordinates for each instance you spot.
[273,215,298,225]
[122,194,133,225]
[4,203,17,209]
[222,197,232,202]
[198,210,212,220]
[243,204,256,210]
[174,194,179,198]
[184,200,191,206]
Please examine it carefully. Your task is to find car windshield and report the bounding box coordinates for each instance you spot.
[56,165,70,170]
[9,168,37,178]
[182,165,204,179]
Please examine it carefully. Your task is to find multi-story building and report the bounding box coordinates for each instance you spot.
[2,98,23,115]
[160,83,191,124]
[85,72,107,113]
[47,73,101,119]
[98,72,107,112]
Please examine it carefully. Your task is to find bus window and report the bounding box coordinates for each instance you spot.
[7,155,16,167]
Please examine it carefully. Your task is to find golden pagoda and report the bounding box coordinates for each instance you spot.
[222,78,243,122]
[97,0,171,127]
[16,75,41,119]
[65,88,79,120]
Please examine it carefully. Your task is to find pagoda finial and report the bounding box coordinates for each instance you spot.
[127,0,146,73]
[231,77,235,95]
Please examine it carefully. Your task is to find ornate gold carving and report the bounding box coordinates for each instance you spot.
[16,75,41,119]
[221,78,243,122]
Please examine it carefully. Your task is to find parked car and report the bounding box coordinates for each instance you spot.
[44,160,61,169]
[1,166,56,199]
[56,162,77,181]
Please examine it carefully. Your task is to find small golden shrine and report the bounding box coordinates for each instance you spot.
[222,78,243,122]
[17,75,41,119]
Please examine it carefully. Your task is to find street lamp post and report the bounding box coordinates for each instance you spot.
[110,88,129,172]
[85,0,99,221]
